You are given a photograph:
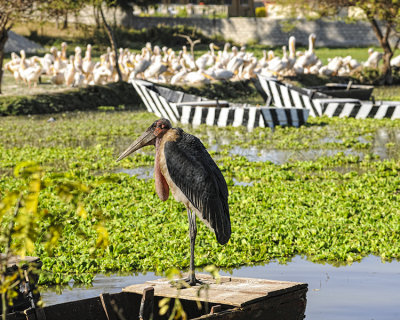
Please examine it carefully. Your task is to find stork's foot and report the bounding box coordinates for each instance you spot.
[172,275,203,288]
[183,275,204,287]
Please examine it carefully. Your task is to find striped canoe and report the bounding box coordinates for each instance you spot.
[131,80,309,130]
[257,75,400,120]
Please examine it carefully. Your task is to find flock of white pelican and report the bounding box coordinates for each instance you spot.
[4,34,399,89]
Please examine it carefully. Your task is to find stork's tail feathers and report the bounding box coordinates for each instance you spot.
[216,227,231,245]
[214,203,231,245]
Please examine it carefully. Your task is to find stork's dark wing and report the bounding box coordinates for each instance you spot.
[165,129,231,245]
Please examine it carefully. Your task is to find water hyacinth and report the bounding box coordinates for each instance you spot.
[1,110,400,285]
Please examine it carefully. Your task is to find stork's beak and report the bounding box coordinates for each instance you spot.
[116,129,156,162]
[213,44,220,50]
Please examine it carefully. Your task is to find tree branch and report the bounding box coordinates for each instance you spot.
[99,4,122,82]
[176,33,201,66]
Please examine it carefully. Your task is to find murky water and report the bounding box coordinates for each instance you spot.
[116,167,154,180]
[118,168,256,187]
[40,255,400,320]
[228,146,365,164]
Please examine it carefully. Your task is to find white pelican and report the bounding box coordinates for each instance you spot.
[239,56,258,79]
[294,33,318,74]
[170,58,188,84]
[390,54,400,67]
[219,42,231,67]
[74,46,83,72]
[60,42,68,63]
[82,44,95,82]
[267,46,288,75]
[19,50,42,88]
[130,48,151,79]
[286,36,297,73]
[364,48,383,69]
[64,55,76,86]
[195,43,217,70]
[204,60,233,81]
[182,45,196,70]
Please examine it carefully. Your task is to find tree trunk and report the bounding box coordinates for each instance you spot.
[93,5,101,29]
[369,18,393,85]
[0,28,9,95]
[62,10,69,29]
[99,5,122,82]
[381,49,393,85]
[56,13,60,29]
[74,10,79,30]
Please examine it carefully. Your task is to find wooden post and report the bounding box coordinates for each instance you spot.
[100,293,117,320]
[139,287,154,320]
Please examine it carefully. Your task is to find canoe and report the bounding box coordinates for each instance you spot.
[257,75,400,119]
[309,82,374,101]
[5,274,307,320]
[131,80,310,130]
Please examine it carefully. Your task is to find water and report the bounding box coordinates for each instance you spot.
[116,167,154,180]
[117,168,254,187]
[40,255,400,320]
[228,146,365,164]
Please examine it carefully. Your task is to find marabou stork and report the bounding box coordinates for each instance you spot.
[117,119,231,285]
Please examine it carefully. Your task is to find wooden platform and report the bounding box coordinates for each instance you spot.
[124,274,308,319]
[5,274,307,320]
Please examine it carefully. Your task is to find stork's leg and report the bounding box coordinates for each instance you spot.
[186,208,202,286]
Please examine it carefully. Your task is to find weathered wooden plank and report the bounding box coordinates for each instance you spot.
[123,274,307,308]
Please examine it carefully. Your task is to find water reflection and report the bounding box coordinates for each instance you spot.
[40,256,400,320]
[229,146,365,164]
[116,167,154,180]
[117,168,254,187]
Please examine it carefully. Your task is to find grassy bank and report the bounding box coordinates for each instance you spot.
[1,110,400,284]
[0,81,143,115]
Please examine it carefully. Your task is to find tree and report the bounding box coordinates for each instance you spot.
[279,0,400,85]
[41,0,85,30]
[0,0,40,94]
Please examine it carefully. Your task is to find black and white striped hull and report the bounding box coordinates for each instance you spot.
[178,104,308,129]
[257,75,400,120]
[318,100,400,120]
[132,80,309,129]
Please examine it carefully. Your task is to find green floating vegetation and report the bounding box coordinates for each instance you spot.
[1,111,400,285]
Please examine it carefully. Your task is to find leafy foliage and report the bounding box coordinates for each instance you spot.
[0,161,109,316]
[255,7,266,18]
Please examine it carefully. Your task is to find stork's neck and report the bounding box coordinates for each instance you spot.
[154,136,169,201]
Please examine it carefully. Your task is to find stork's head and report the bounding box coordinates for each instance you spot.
[117,119,171,162]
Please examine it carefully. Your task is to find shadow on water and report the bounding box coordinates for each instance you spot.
[40,255,400,320]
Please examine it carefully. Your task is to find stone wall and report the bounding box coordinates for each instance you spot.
[120,16,382,47]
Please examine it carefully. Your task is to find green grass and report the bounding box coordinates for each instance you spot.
[1,111,400,284]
